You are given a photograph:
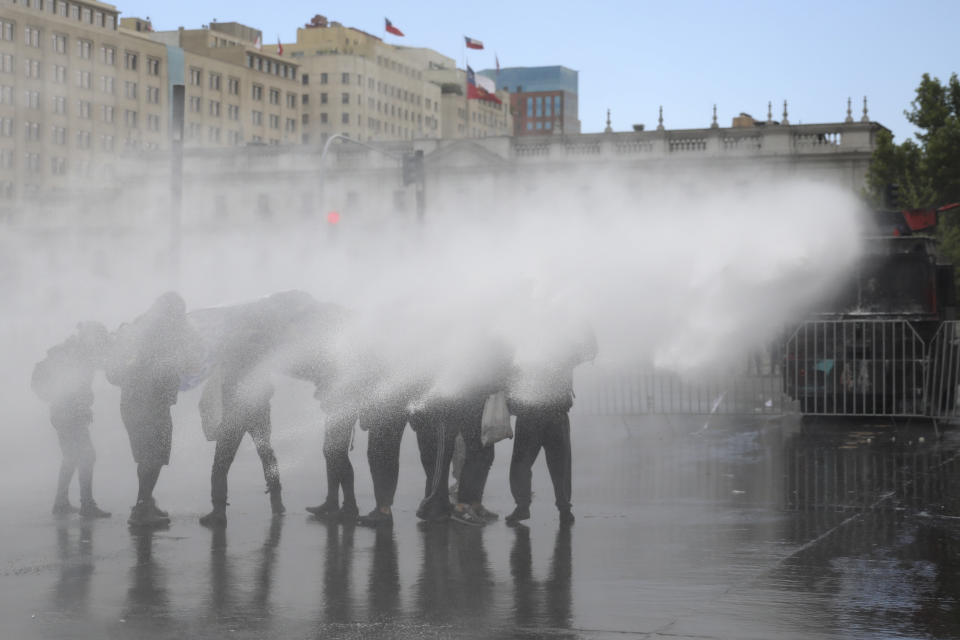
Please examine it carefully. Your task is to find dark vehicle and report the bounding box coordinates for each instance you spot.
[783,205,958,417]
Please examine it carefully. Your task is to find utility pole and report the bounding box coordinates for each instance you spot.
[402,149,425,222]
[170,84,185,289]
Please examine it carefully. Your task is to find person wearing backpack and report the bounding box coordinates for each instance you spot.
[32,322,112,518]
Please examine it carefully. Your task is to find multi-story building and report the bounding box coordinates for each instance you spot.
[150,21,302,147]
[481,66,579,136]
[270,15,442,144]
[0,0,169,211]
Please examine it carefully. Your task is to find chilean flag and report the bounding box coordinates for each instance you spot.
[385,18,404,37]
[466,65,501,105]
[465,36,484,50]
[277,35,283,56]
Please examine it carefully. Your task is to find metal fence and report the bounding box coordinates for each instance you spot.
[573,365,784,417]
[573,319,960,420]
[926,321,960,419]
[783,320,927,417]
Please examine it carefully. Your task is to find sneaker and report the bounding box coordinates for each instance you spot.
[505,506,530,525]
[451,505,485,527]
[199,508,227,528]
[357,509,393,528]
[559,508,575,525]
[338,503,359,522]
[79,502,111,519]
[306,501,339,519]
[128,501,170,528]
[145,498,169,519]
[417,503,452,523]
[473,504,500,522]
[52,500,79,516]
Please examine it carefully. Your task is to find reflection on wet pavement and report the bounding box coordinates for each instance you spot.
[7,417,960,638]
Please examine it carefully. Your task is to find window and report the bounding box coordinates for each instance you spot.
[124,81,137,99]
[76,130,91,149]
[146,86,160,104]
[301,73,309,85]
[189,96,201,112]
[77,39,91,59]
[24,90,39,109]
[24,59,41,79]
[52,64,66,84]
[341,72,349,84]
[100,45,115,65]
[124,51,137,70]
[209,73,221,91]
[51,156,67,176]
[252,110,263,125]
[302,93,309,105]
[209,100,220,117]
[535,97,542,117]
[52,125,66,145]
[286,92,296,108]
[81,7,91,23]
[24,26,40,48]
[227,104,239,120]
[25,152,41,173]
[53,95,66,114]
[0,20,14,42]
[526,97,532,117]
[269,88,279,105]
[545,97,552,117]
[320,72,328,84]
[341,112,349,124]
[25,121,41,140]
[76,70,91,89]
[0,85,11,105]
[341,92,349,105]
[147,113,160,131]
[78,99,91,119]
[123,110,137,127]
[320,112,327,124]
[286,118,296,133]
[228,77,240,95]
[228,130,242,145]
[70,4,79,20]
[269,114,279,129]
[252,84,263,101]
[101,105,114,123]
[0,118,13,138]
[0,55,12,75]
[189,67,201,86]
[52,33,66,54]
[100,75,114,94]
[147,57,160,76]
[320,92,328,104]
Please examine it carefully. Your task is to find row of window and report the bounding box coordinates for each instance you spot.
[525,120,555,131]
[0,22,157,73]
[10,0,118,30]
[3,56,161,87]
[244,53,296,81]
[526,95,563,118]
[188,69,297,108]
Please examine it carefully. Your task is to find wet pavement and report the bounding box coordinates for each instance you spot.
[5,414,960,639]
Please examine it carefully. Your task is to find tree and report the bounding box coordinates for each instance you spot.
[867,73,960,267]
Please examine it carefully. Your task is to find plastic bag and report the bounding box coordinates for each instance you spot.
[481,391,513,446]
[198,366,224,442]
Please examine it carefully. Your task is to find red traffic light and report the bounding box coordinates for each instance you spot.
[326,211,341,225]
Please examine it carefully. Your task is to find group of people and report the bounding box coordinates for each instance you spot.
[32,291,597,530]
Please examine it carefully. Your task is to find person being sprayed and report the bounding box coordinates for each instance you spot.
[198,328,283,527]
[411,336,513,526]
[306,404,360,523]
[505,317,597,526]
[107,292,202,528]
[32,321,113,518]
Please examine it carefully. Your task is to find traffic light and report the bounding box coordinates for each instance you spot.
[402,150,424,186]
[885,183,901,209]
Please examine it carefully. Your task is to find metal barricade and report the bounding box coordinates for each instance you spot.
[926,321,960,419]
[783,320,927,417]
[574,365,784,417]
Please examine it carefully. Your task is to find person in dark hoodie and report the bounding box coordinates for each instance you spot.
[32,321,112,518]
[107,292,201,528]
[505,322,597,525]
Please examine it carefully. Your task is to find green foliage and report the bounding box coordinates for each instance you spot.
[867,73,960,271]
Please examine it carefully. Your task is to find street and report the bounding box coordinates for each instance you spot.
[3,411,960,639]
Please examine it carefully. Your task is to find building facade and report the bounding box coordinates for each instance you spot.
[480,65,580,137]
[1,0,169,209]
[151,21,302,148]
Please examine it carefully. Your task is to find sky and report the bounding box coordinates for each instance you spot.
[109,0,957,142]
